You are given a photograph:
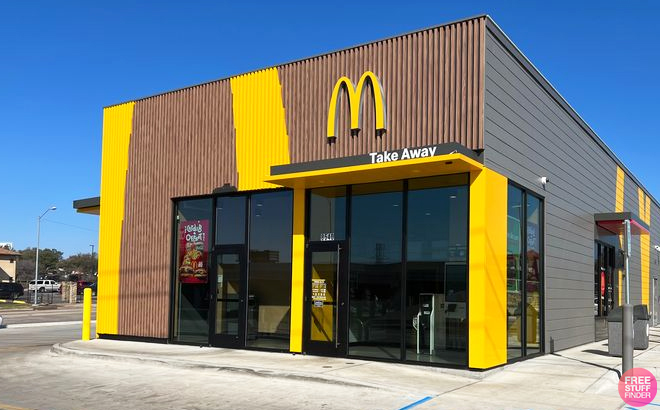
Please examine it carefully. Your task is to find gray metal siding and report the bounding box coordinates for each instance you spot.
[627,174,642,306]
[483,28,655,353]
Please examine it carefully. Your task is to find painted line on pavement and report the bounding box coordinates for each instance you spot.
[396,396,432,410]
[1,320,96,329]
[0,299,27,304]
[0,401,34,410]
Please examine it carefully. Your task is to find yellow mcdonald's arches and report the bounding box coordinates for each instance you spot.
[327,71,386,139]
[97,102,135,335]
[231,68,291,191]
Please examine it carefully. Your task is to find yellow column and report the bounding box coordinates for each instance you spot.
[98,102,134,336]
[289,187,306,352]
[639,189,651,307]
[468,168,508,369]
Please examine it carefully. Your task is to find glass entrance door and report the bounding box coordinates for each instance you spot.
[594,241,616,341]
[304,242,347,356]
[210,247,246,347]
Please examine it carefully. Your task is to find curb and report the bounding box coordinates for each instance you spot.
[0,299,27,304]
[50,343,399,391]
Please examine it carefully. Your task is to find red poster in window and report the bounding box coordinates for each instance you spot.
[178,220,209,284]
[600,270,606,297]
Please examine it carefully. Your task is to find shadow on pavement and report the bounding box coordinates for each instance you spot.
[552,352,621,379]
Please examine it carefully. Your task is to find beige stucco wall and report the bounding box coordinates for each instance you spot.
[0,257,17,281]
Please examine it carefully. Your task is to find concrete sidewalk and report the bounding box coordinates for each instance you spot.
[51,329,660,410]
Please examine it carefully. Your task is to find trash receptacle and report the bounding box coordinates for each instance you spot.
[633,304,650,350]
[607,306,623,356]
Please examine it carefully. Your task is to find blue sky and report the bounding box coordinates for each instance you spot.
[0,1,658,256]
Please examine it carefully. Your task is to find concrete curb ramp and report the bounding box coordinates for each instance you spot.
[51,342,397,391]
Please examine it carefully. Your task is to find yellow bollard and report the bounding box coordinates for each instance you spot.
[82,288,92,341]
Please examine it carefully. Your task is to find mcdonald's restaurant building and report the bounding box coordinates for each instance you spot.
[79,15,660,370]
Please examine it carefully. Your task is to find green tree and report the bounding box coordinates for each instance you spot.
[16,247,64,281]
[59,253,98,281]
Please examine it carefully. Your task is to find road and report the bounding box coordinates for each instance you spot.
[0,306,629,410]
[0,307,419,410]
[0,304,95,326]
[0,329,417,410]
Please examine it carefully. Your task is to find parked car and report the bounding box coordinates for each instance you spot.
[0,283,24,300]
[76,281,97,295]
[28,280,61,293]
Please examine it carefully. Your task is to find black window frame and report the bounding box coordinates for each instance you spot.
[507,181,545,361]
[303,173,471,369]
[168,188,294,353]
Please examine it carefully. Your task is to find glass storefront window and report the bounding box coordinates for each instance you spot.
[247,191,293,349]
[215,196,246,245]
[173,198,212,343]
[406,176,468,365]
[349,181,403,360]
[526,194,541,355]
[507,185,543,360]
[309,186,347,242]
[507,186,524,360]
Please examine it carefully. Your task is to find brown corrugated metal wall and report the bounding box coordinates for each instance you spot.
[118,82,237,337]
[281,17,485,162]
[116,17,486,338]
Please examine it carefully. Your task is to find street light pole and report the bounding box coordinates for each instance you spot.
[622,219,633,375]
[34,206,56,305]
[90,244,94,258]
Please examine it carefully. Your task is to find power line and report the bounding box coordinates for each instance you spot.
[42,218,98,233]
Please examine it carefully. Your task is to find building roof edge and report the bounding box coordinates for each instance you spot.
[484,16,659,209]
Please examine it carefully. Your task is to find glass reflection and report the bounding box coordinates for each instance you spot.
[215,253,241,336]
[247,191,293,350]
[309,187,346,242]
[309,251,338,342]
[215,196,246,245]
[173,198,212,343]
[406,177,468,365]
[526,195,541,355]
[349,181,403,360]
[507,186,523,360]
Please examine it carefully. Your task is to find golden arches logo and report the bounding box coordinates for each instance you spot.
[326,71,386,139]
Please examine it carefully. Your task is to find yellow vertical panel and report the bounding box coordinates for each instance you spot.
[615,167,625,213]
[289,188,305,352]
[468,168,508,369]
[639,189,651,307]
[97,102,135,335]
[642,195,651,309]
[616,167,624,304]
[230,68,291,190]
